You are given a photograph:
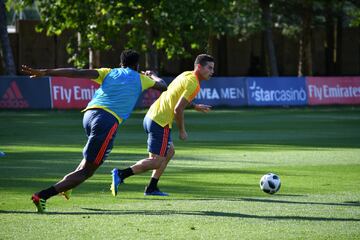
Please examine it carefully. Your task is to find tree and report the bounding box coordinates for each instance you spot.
[325,0,360,75]
[298,0,313,76]
[258,0,279,76]
[227,0,280,76]
[0,0,16,75]
[273,0,360,76]
[13,0,236,71]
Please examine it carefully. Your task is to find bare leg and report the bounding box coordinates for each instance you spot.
[53,159,99,193]
[151,143,175,179]
[143,144,175,194]
[130,153,166,174]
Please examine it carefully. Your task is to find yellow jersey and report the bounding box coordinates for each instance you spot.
[147,71,200,128]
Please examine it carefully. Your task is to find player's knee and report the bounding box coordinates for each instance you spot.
[166,148,175,161]
[154,159,164,169]
[82,162,98,178]
[151,155,165,169]
[83,169,95,178]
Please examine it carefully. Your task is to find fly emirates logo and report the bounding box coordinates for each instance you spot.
[249,81,307,102]
[308,84,360,100]
[52,85,98,103]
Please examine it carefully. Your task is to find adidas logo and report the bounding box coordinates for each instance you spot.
[0,81,29,108]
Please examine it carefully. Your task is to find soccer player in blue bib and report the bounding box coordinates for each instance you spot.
[21,50,167,213]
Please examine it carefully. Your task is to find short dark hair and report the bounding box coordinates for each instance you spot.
[120,49,140,69]
[194,54,214,67]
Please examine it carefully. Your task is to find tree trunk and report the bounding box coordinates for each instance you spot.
[217,35,228,76]
[0,0,16,75]
[298,0,313,76]
[298,38,303,76]
[336,3,343,75]
[207,34,215,57]
[89,47,94,69]
[88,48,100,69]
[145,27,158,73]
[145,48,158,72]
[259,0,278,76]
[325,1,335,75]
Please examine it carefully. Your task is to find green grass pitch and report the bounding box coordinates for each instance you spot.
[0,108,359,239]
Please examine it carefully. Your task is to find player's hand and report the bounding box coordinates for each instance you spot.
[141,70,157,77]
[179,130,188,141]
[194,104,212,113]
[21,65,47,78]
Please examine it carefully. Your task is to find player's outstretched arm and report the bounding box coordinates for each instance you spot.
[190,103,212,113]
[142,70,167,91]
[21,65,99,79]
[174,97,189,141]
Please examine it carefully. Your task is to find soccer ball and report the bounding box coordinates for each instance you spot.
[260,173,281,194]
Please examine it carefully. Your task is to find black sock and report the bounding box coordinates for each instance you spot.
[120,167,134,179]
[37,186,59,200]
[146,178,159,192]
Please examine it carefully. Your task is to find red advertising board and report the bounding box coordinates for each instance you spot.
[50,77,99,109]
[307,77,360,105]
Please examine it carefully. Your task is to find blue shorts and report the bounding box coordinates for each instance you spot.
[82,109,119,165]
[143,115,172,157]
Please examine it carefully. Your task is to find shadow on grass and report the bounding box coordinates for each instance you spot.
[0,166,266,198]
[1,208,359,222]
[2,108,360,149]
[124,196,360,208]
[125,194,306,202]
[241,197,360,207]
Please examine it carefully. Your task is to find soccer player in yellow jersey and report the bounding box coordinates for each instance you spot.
[111,54,214,196]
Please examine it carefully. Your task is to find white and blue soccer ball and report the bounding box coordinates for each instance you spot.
[260,173,281,194]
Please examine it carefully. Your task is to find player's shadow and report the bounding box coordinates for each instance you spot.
[240,197,360,207]
[1,209,359,222]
